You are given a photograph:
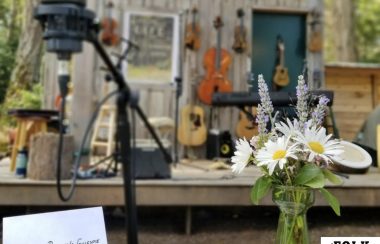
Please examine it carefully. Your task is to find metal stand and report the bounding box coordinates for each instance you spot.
[89,32,172,244]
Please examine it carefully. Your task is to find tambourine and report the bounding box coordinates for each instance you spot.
[329,140,372,174]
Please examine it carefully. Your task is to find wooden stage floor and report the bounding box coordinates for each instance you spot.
[0,160,380,207]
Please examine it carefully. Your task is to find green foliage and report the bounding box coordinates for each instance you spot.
[0,0,22,103]
[250,176,272,205]
[0,37,17,104]
[294,164,325,188]
[319,188,341,216]
[325,0,380,62]
[5,83,42,109]
[322,168,343,185]
[0,83,43,127]
[355,0,380,62]
[251,164,343,215]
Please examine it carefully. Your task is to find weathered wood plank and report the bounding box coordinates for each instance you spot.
[41,0,324,158]
[0,165,380,206]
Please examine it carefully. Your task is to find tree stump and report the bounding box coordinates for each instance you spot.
[28,132,74,180]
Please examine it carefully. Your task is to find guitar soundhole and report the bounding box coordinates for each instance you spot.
[190,113,201,129]
[186,42,194,49]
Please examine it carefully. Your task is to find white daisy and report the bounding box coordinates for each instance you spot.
[255,136,298,175]
[231,138,253,174]
[275,118,300,137]
[295,126,344,163]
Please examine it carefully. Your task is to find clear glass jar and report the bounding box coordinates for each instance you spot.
[272,185,315,244]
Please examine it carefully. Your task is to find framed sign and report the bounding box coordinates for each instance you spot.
[123,11,179,84]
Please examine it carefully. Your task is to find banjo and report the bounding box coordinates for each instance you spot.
[329,140,372,174]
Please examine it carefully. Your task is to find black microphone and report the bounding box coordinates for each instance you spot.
[122,38,140,51]
[34,0,95,60]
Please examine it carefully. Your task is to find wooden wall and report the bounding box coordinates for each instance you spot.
[325,63,380,141]
[41,0,323,155]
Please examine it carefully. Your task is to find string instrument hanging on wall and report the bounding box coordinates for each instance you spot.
[185,7,201,51]
[101,1,120,46]
[273,36,289,87]
[308,11,322,53]
[178,68,207,146]
[232,8,248,54]
[236,72,258,138]
[198,16,233,105]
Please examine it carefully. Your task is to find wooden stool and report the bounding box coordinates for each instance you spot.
[8,109,59,172]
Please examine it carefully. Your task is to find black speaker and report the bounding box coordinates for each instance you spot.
[206,130,234,159]
[132,140,171,179]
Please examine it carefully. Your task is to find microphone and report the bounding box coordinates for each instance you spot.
[121,37,140,51]
[34,0,96,60]
[34,0,96,96]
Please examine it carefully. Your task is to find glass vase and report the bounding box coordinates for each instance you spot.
[272,185,315,244]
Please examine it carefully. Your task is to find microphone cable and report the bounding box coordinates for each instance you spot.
[56,87,119,201]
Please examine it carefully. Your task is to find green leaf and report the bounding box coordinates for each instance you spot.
[322,169,343,185]
[319,188,341,216]
[303,173,325,188]
[251,176,272,205]
[295,164,325,188]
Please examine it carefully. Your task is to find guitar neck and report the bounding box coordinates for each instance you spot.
[240,18,244,34]
[189,56,197,105]
[279,48,285,67]
[216,28,221,70]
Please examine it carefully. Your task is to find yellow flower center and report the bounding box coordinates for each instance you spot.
[272,150,286,160]
[308,141,324,154]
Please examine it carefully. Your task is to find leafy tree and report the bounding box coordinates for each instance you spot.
[0,0,22,103]
[355,0,380,62]
[325,0,380,63]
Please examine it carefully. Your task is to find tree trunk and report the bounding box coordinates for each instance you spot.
[6,0,22,44]
[330,0,358,62]
[9,0,42,89]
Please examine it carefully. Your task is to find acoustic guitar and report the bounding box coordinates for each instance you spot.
[273,37,289,87]
[197,16,233,105]
[236,72,258,138]
[185,7,201,51]
[178,67,207,146]
[232,8,247,54]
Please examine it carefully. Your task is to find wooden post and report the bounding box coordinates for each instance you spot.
[27,133,74,180]
[185,206,192,235]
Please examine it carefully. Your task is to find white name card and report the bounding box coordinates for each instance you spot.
[3,207,108,244]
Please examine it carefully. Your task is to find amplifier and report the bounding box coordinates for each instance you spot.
[132,139,171,179]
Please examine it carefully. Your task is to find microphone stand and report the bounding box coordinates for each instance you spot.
[88,31,173,244]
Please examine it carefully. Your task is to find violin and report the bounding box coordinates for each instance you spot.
[232,9,247,54]
[185,7,201,51]
[101,1,120,46]
[197,17,232,105]
[308,11,322,53]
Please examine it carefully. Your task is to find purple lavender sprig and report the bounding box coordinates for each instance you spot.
[257,74,278,131]
[256,104,268,136]
[296,75,310,130]
[258,74,274,116]
[311,95,330,127]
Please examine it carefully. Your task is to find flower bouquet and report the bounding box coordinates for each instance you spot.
[231,75,344,244]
